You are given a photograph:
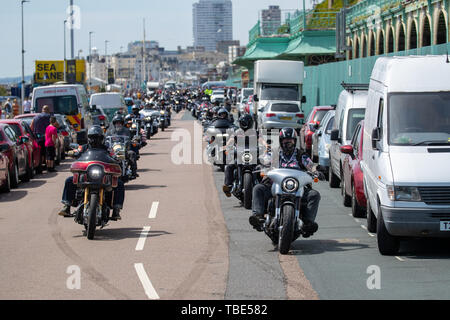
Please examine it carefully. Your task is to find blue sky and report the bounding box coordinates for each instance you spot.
[0,0,313,78]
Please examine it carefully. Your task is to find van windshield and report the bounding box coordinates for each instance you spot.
[90,94,124,108]
[346,108,365,141]
[389,92,450,146]
[261,84,299,101]
[35,96,79,115]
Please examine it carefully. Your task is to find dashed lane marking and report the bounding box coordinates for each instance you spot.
[135,226,151,251]
[134,263,160,300]
[149,201,159,219]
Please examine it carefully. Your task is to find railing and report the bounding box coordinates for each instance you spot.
[346,0,403,25]
[249,21,261,43]
[288,9,339,34]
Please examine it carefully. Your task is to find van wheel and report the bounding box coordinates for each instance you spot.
[377,208,400,255]
[366,199,377,233]
[329,163,340,188]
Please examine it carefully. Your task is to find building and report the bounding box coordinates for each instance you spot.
[111,53,137,80]
[86,48,112,82]
[217,40,240,54]
[261,5,282,36]
[193,0,233,52]
[228,45,246,64]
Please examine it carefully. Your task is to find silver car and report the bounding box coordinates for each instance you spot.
[258,102,304,130]
[311,110,335,176]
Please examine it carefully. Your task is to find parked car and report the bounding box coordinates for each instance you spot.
[1,119,41,175]
[300,106,334,156]
[257,102,304,131]
[89,105,109,130]
[329,85,368,189]
[0,123,32,187]
[311,110,335,174]
[340,120,366,218]
[361,56,450,255]
[0,143,10,192]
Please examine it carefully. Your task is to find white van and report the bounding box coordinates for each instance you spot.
[32,84,91,143]
[329,85,368,188]
[361,56,450,255]
[89,93,126,122]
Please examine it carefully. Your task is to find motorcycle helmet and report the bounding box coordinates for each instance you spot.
[279,127,298,155]
[218,108,229,120]
[112,114,125,126]
[212,106,220,117]
[124,114,133,127]
[132,105,140,115]
[88,125,105,148]
[239,114,254,131]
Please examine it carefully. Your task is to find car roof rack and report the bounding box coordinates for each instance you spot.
[341,82,369,92]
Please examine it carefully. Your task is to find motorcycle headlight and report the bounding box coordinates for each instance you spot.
[387,186,422,202]
[242,152,253,164]
[145,117,152,121]
[282,178,299,193]
[132,124,137,129]
[88,165,104,181]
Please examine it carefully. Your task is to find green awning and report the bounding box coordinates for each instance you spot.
[279,30,336,58]
[234,37,290,69]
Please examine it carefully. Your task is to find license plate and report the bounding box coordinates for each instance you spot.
[279,116,292,121]
[440,221,450,231]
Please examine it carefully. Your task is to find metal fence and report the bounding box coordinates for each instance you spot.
[302,42,450,116]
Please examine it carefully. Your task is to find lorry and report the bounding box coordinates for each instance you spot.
[252,60,306,130]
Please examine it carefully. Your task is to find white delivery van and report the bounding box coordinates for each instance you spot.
[329,84,368,188]
[89,92,126,122]
[147,82,160,95]
[32,84,90,143]
[253,60,305,128]
[361,56,450,255]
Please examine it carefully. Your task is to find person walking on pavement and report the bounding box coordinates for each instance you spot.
[12,99,20,117]
[45,117,59,172]
[23,98,31,114]
[4,98,12,118]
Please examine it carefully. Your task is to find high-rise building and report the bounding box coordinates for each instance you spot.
[193,0,233,52]
[261,5,282,36]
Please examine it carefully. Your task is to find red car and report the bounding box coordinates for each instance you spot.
[340,120,366,218]
[0,143,10,192]
[300,106,334,155]
[1,119,42,174]
[0,123,33,188]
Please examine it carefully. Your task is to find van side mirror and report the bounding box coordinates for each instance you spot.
[372,127,381,150]
[301,96,307,103]
[330,129,339,141]
[253,95,259,102]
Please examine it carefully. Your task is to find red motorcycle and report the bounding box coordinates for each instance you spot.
[70,148,122,240]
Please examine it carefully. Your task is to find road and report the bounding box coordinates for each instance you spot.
[1,110,450,300]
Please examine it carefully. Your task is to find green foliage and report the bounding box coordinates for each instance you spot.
[278,24,290,34]
[0,87,7,96]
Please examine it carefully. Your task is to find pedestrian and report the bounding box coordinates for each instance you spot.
[23,98,31,114]
[45,116,59,172]
[31,105,52,167]
[4,98,12,118]
[12,99,20,117]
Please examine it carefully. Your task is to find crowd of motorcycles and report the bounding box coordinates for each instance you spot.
[190,94,324,255]
[66,91,189,240]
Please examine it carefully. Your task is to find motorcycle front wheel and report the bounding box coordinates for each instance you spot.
[279,204,295,254]
[243,172,253,210]
[87,193,98,240]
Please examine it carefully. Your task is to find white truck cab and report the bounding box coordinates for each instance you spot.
[253,60,305,129]
[361,56,450,255]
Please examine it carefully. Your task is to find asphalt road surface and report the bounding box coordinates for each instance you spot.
[1,110,450,300]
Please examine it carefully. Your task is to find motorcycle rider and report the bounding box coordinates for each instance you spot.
[249,128,324,238]
[222,114,263,197]
[58,126,125,221]
[106,115,139,179]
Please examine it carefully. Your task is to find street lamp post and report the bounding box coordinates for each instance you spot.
[89,31,94,92]
[21,0,30,113]
[64,20,67,82]
[105,40,109,83]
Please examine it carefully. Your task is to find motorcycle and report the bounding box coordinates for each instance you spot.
[70,148,122,240]
[159,110,169,131]
[229,138,260,209]
[260,167,321,254]
[205,119,235,172]
[105,135,136,183]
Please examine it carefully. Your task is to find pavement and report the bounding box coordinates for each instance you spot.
[1,110,450,300]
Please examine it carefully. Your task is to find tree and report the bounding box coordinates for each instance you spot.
[0,87,7,96]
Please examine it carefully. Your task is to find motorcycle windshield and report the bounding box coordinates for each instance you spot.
[78,148,118,164]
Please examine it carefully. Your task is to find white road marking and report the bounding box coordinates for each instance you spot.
[134,263,160,300]
[149,201,159,219]
[368,233,376,237]
[396,256,405,262]
[361,225,368,231]
[135,226,151,251]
